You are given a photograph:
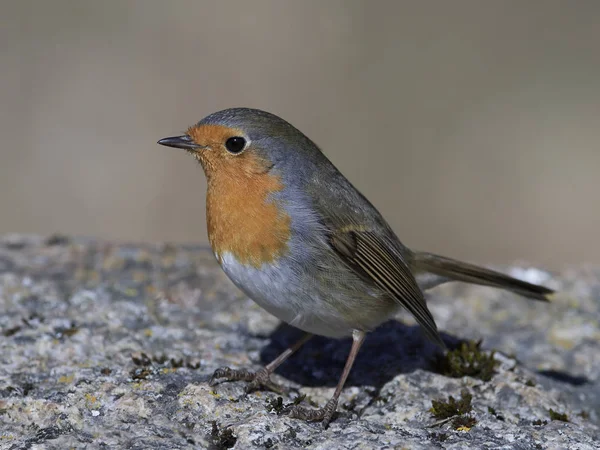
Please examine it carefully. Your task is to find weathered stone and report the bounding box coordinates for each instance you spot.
[0,235,598,448]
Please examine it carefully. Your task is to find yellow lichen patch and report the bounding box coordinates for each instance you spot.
[187,124,291,268]
[58,374,74,384]
[85,393,98,408]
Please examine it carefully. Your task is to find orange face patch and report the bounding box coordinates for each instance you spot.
[187,124,291,268]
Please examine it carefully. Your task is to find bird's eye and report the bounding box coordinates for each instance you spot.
[225,136,246,154]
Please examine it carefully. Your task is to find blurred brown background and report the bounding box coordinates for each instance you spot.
[1,1,599,269]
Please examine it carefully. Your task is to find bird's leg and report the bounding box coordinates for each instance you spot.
[209,333,313,394]
[285,330,366,428]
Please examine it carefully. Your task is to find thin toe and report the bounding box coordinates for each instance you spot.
[210,366,251,387]
[209,366,284,394]
[209,367,231,386]
[286,398,338,428]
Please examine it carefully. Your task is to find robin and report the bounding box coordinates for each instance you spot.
[158,108,553,427]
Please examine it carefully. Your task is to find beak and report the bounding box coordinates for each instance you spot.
[157,135,202,151]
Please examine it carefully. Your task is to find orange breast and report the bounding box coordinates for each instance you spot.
[204,153,291,268]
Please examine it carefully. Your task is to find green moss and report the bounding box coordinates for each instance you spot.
[170,358,184,368]
[430,389,472,419]
[129,351,200,379]
[433,340,498,381]
[430,389,477,430]
[209,421,236,450]
[452,415,477,430]
[131,352,152,366]
[266,394,306,415]
[548,409,569,422]
[266,396,284,414]
[129,367,152,380]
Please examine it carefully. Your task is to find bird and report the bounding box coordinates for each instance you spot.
[158,107,553,427]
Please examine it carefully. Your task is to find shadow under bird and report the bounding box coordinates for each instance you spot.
[158,107,553,427]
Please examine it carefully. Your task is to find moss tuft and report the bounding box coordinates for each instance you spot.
[430,389,477,430]
[266,394,306,415]
[209,421,236,450]
[453,415,477,430]
[433,340,498,381]
[430,389,473,420]
[548,409,569,422]
[266,396,284,414]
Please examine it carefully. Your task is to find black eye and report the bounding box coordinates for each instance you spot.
[225,136,246,154]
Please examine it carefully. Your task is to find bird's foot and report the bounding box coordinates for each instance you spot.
[285,398,338,428]
[209,366,285,394]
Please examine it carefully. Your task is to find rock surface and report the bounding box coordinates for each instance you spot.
[0,234,598,449]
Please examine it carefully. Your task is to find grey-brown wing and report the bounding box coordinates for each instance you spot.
[330,228,445,348]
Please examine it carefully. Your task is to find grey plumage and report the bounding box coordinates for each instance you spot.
[160,107,554,427]
[196,107,553,346]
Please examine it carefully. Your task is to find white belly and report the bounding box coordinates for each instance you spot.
[217,251,360,338]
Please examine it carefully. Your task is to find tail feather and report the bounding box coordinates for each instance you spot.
[412,251,553,302]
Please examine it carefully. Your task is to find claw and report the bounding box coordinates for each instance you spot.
[285,398,338,428]
[209,366,285,394]
[209,366,255,386]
